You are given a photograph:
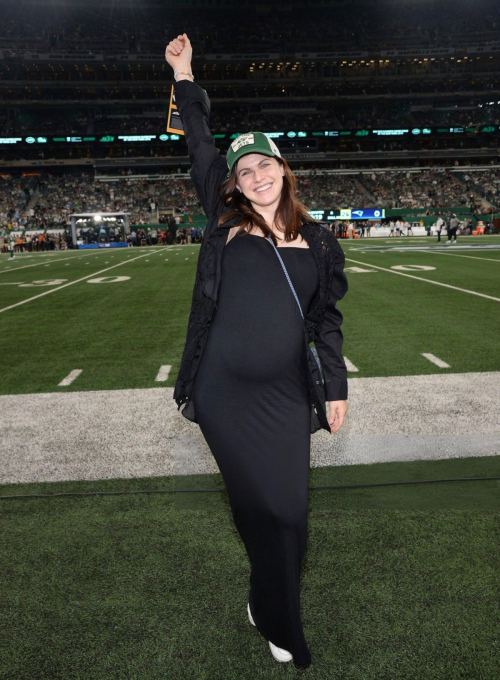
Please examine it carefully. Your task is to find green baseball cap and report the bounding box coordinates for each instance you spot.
[226,132,282,177]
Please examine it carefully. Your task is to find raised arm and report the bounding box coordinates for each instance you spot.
[165,34,228,221]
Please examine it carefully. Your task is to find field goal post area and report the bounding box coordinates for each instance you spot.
[70,212,131,249]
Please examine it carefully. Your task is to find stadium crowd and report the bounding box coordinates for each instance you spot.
[361,169,472,209]
[1,168,498,233]
[0,0,499,54]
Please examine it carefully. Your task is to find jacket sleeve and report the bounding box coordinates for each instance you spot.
[314,237,349,401]
[173,79,228,221]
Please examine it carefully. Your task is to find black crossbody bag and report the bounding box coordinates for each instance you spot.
[266,235,327,409]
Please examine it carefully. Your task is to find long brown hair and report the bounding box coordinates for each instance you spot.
[217,156,321,245]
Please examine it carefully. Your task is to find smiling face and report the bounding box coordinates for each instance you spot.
[234,153,285,211]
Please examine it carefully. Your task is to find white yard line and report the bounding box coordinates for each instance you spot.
[0,246,160,274]
[421,353,451,369]
[0,250,125,274]
[0,250,163,314]
[58,369,83,386]
[343,357,359,372]
[425,250,500,263]
[155,365,172,382]
[345,257,500,302]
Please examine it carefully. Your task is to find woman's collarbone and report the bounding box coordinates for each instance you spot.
[243,226,309,249]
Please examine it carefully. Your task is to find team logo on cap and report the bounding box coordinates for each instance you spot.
[230,133,255,152]
[267,137,281,157]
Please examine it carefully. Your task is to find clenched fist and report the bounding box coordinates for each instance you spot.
[165,33,193,71]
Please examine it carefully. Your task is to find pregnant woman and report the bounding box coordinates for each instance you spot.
[167,34,348,668]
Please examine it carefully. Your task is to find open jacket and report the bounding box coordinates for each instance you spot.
[172,78,348,434]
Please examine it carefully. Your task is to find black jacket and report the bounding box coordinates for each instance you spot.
[172,78,348,434]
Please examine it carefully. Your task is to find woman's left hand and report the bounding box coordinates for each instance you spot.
[327,400,347,433]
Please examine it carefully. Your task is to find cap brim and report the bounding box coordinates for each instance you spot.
[227,150,278,177]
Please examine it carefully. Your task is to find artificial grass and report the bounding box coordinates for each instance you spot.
[1,238,500,395]
[2,456,499,679]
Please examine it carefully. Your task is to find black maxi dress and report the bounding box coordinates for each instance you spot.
[192,230,319,667]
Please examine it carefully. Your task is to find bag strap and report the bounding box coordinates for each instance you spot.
[266,234,324,379]
[266,234,304,319]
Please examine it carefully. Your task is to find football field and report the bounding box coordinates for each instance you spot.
[2,236,499,679]
[1,232,499,481]
[1,235,499,395]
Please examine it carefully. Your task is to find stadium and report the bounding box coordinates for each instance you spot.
[1,0,499,676]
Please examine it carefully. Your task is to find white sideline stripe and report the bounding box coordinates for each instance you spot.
[345,257,500,302]
[0,250,163,314]
[343,357,359,372]
[0,249,130,274]
[0,245,183,274]
[58,369,83,386]
[155,365,172,382]
[426,251,500,263]
[421,353,451,369]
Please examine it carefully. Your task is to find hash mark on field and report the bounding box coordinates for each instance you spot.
[155,365,172,382]
[344,357,359,372]
[422,353,451,369]
[58,369,83,386]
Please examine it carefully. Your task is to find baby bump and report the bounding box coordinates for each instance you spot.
[199,304,304,383]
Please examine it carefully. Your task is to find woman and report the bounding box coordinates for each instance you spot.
[166,34,348,668]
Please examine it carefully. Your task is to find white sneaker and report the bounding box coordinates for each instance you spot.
[248,603,293,662]
[445,240,451,244]
[269,640,293,663]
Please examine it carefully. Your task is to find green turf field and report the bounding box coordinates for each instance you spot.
[2,457,499,679]
[1,235,499,394]
[2,235,499,678]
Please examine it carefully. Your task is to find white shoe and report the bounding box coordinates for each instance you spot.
[269,640,293,663]
[445,240,451,244]
[248,603,293,662]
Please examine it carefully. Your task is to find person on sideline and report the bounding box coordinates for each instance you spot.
[446,214,459,244]
[166,33,348,669]
[435,216,444,242]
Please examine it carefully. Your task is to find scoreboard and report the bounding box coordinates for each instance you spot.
[0,125,497,148]
[308,209,385,221]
